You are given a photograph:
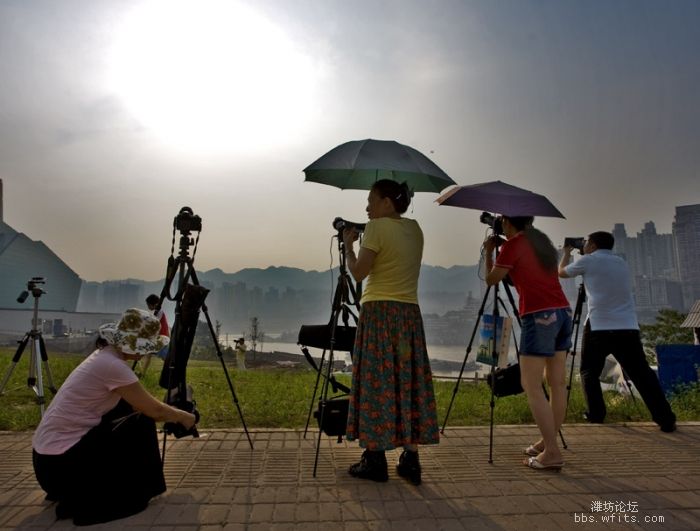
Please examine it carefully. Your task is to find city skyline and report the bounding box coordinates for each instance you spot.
[3,205,696,340]
[1,186,697,285]
[1,1,699,281]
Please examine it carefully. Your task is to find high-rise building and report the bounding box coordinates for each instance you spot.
[612,223,629,260]
[673,204,700,309]
[611,220,685,318]
[637,222,677,280]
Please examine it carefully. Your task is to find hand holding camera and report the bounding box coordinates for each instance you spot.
[163,384,200,438]
[343,227,360,249]
[483,234,506,253]
[564,237,585,254]
[163,402,200,439]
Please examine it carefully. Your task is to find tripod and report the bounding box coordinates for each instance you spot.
[303,230,360,477]
[157,207,253,459]
[0,285,57,416]
[442,273,568,462]
[565,283,586,414]
[440,276,524,462]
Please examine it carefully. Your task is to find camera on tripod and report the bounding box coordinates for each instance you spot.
[174,207,202,234]
[564,237,585,252]
[17,277,46,304]
[480,212,504,235]
[155,206,252,449]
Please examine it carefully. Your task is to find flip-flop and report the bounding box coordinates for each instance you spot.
[523,444,542,457]
[524,456,564,470]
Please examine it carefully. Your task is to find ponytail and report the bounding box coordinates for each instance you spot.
[371,179,413,214]
[503,215,557,271]
[524,227,558,271]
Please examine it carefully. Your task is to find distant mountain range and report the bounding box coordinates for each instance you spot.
[193,264,485,316]
[194,264,483,296]
[81,264,485,321]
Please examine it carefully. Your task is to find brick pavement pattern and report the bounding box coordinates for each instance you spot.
[1,423,699,530]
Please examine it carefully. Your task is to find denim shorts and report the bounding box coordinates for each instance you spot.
[520,307,573,357]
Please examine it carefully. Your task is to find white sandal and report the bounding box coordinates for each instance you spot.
[523,444,542,457]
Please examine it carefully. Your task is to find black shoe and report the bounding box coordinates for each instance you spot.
[55,502,74,520]
[660,422,677,433]
[396,450,421,486]
[348,450,388,482]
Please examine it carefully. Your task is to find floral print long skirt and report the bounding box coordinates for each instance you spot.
[346,300,440,450]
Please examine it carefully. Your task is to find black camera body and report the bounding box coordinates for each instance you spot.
[17,277,46,303]
[332,217,366,233]
[174,207,202,234]
[163,385,200,439]
[480,212,504,235]
[163,405,200,439]
[564,237,585,252]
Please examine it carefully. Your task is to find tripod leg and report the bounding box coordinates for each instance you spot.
[200,304,254,449]
[303,349,326,438]
[28,335,37,387]
[441,285,491,434]
[619,368,643,417]
[565,284,585,416]
[313,346,335,478]
[558,423,567,449]
[0,334,30,395]
[564,318,583,415]
[564,352,577,415]
[38,335,57,394]
[187,267,254,447]
[31,337,47,416]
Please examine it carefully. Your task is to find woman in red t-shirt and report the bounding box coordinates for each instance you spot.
[484,215,572,470]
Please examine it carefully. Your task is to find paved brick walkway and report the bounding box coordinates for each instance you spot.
[1,423,699,530]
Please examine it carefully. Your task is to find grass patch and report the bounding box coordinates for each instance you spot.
[1,347,697,431]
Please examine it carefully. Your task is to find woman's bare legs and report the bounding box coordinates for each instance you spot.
[529,351,568,454]
[520,354,564,465]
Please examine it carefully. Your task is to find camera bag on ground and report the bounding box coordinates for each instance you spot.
[487,363,524,397]
[313,398,349,436]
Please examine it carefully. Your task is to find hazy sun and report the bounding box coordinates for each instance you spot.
[107,0,319,156]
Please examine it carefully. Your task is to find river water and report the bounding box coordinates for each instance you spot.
[221,339,508,379]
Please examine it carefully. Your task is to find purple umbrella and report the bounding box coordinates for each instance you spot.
[436,180,565,218]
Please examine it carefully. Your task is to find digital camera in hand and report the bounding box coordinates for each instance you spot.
[480,212,504,235]
[564,237,585,252]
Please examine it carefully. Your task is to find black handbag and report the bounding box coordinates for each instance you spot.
[298,324,356,353]
[487,363,524,397]
[313,398,349,436]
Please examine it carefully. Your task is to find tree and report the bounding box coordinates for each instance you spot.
[191,319,217,360]
[248,316,265,355]
[640,309,694,364]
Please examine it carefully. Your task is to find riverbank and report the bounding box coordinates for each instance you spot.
[240,348,470,377]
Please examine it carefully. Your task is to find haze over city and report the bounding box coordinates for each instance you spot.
[1,0,699,282]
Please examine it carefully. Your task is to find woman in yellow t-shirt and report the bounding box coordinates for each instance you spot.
[342,179,439,485]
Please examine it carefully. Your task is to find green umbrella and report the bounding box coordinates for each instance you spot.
[303,138,456,193]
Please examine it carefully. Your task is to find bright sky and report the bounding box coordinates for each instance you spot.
[1,0,699,281]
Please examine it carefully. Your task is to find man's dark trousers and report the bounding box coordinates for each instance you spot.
[580,322,676,429]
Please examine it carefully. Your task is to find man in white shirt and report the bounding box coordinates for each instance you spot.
[559,231,676,432]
